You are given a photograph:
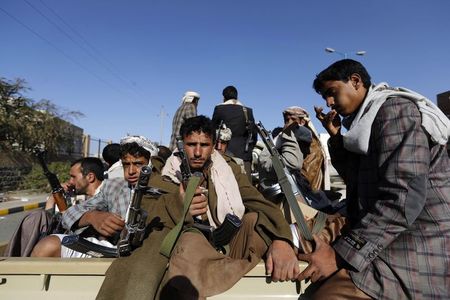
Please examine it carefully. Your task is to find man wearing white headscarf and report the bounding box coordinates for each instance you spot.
[98,116,299,300]
[169,90,200,151]
[31,135,158,258]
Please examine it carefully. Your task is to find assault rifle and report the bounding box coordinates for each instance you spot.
[116,165,152,256]
[215,120,224,149]
[62,166,157,258]
[256,121,326,242]
[174,137,242,251]
[34,148,68,212]
[174,136,194,186]
[242,107,254,153]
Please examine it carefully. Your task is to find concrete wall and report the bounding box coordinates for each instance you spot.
[0,151,32,192]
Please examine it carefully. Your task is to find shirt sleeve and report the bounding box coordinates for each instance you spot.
[333,98,431,272]
[276,124,312,172]
[61,182,110,231]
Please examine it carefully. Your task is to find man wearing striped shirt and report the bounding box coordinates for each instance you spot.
[31,135,157,257]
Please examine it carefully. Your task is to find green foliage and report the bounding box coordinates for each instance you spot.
[0,77,84,155]
[19,161,71,192]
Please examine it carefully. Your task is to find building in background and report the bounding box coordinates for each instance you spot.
[57,121,83,160]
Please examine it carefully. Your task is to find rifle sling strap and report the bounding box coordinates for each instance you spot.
[160,176,201,258]
[242,106,251,152]
[242,106,249,124]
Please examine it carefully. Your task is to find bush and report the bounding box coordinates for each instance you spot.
[19,161,71,192]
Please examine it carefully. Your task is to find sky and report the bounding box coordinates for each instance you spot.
[1,0,449,148]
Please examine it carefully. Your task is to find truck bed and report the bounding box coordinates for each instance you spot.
[0,257,309,299]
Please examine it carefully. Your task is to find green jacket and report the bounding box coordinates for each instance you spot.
[97,154,293,300]
[147,154,293,247]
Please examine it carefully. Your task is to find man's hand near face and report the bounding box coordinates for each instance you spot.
[314,106,341,137]
[79,210,125,237]
[265,240,300,282]
[282,120,300,134]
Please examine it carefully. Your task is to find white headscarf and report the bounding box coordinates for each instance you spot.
[182,91,201,103]
[216,124,232,142]
[119,135,158,157]
[343,83,450,155]
[161,150,245,228]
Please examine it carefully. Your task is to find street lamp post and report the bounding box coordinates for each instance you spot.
[325,47,366,59]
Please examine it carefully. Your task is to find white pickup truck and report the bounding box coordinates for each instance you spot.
[0,255,309,299]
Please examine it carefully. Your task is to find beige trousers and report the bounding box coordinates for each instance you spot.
[304,269,373,300]
[159,212,267,300]
[297,216,372,300]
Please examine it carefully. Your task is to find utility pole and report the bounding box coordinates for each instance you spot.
[158,106,169,145]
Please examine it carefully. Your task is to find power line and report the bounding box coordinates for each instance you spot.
[37,0,148,100]
[0,5,134,100]
[21,0,150,106]
[1,3,154,111]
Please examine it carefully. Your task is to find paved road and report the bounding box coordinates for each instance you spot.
[0,210,39,243]
[0,192,47,245]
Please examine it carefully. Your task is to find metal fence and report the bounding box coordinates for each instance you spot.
[82,135,112,158]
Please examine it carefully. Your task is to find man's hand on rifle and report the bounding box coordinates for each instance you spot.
[45,182,73,210]
[179,184,208,217]
[82,211,125,237]
[297,235,339,283]
[265,239,300,282]
[61,181,73,193]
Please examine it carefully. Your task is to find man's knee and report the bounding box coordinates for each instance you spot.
[31,235,61,257]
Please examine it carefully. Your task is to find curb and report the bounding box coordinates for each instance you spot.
[0,201,46,216]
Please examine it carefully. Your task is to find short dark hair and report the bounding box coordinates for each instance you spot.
[71,157,105,181]
[102,143,121,166]
[120,142,151,160]
[180,115,215,142]
[313,59,371,94]
[222,85,238,100]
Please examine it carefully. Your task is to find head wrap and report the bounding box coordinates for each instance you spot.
[282,106,309,119]
[119,135,158,157]
[282,106,320,140]
[182,91,201,103]
[216,124,232,142]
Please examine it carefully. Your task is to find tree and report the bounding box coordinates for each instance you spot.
[0,77,84,156]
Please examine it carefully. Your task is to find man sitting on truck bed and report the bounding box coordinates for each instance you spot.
[31,136,158,257]
[97,116,299,300]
